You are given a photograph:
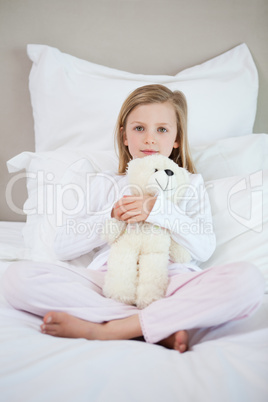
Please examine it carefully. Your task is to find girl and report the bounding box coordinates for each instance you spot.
[3,85,264,353]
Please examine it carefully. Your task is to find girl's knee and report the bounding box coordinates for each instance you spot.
[3,261,33,284]
[241,262,266,295]
[221,261,265,301]
[232,262,264,287]
[2,261,36,306]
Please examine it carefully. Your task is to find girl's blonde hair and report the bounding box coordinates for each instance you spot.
[115,84,196,174]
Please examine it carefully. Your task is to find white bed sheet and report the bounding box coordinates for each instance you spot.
[0,221,268,402]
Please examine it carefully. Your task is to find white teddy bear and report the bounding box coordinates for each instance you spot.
[102,154,191,309]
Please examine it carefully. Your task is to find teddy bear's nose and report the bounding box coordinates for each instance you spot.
[165,169,174,176]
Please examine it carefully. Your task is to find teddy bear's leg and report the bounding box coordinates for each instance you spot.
[103,232,141,305]
[136,229,170,309]
[136,253,169,309]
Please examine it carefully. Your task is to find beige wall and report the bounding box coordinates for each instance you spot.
[1,0,268,221]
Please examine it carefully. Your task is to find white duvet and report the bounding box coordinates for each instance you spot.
[0,222,268,402]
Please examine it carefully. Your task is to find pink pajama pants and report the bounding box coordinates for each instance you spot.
[2,261,265,343]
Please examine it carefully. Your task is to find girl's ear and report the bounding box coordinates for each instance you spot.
[173,140,179,149]
[121,127,128,146]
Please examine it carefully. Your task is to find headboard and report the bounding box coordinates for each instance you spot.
[1,0,267,222]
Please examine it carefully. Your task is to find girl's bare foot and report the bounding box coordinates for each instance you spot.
[159,330,189,353]
[41,312,104,339]
[41,312,189,353]
[41,311,143,341]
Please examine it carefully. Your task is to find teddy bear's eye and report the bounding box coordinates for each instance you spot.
[154,169,158,172]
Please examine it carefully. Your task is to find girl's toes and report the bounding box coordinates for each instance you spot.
[178,343,187,353]
[43,311,65,325]
[43,312,54,324]
[174,330,189,353]
[41,312,67,336]
[41,322,57,335]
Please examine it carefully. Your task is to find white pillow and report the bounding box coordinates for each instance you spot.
[7,150,118,261]
[192,134,268,181]
[27,43,258,152]
[200,171,268,292]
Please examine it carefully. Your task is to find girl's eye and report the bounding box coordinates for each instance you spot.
[135,126,144,132]
[158,127,167,133]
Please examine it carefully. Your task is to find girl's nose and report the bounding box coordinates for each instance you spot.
[144,131,156,144]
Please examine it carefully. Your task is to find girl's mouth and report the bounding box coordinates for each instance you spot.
[141,150,158,155]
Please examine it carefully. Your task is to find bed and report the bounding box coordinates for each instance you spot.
[1,42,268,401]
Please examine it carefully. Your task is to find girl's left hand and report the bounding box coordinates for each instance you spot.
[112,195,156,223]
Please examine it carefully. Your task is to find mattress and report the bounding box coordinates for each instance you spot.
[0,221,268,402]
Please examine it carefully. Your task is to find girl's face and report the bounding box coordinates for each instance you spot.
[123,102,179,159]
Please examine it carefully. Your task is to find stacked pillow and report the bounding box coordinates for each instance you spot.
[27,43,258,152]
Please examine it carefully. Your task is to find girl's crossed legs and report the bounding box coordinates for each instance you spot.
[2,260,265,353]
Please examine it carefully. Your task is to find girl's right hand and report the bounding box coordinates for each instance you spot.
[111,195,156,223]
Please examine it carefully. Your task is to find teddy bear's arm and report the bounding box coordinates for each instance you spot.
[101,218,127,245]
[169,237,191,264]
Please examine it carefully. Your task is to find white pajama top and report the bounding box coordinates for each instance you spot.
[54,172,216,271]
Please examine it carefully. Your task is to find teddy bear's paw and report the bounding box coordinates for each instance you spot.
[181,249,191,263]
[169,240,191,264]
[104,291,136,306]
[136,293,163,309]
[175,248,191,263]
[103,281,137,306]
[135,300,149,309]
[136,284,167,309]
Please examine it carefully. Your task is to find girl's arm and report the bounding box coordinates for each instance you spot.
[53,173,124,260]
[53,210,110,261]
[109,174,215,263]
[146,174,216,263]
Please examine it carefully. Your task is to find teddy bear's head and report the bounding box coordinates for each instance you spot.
[127,154,189,198]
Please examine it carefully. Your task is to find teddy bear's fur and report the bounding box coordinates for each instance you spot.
[102,154,191,309]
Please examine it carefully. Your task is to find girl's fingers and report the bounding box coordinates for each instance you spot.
[115,196,141,207]
[113,199,133,210]
[113,196,156,221]
[114,200,140,216]
[120,209,141,221]
[126,217,143,223]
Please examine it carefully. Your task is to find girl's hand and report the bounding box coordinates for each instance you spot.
[111,195,156,223]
